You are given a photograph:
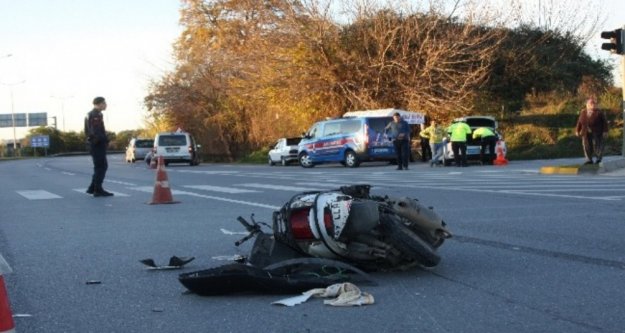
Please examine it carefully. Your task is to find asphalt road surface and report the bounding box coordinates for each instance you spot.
[1,155,624,333]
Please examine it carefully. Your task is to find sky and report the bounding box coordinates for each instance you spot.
[0,0,624,142]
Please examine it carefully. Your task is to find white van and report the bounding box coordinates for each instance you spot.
[153,131,201,166]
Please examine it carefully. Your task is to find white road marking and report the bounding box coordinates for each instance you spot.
[106,180,136,186]
[220,228,248,235]
[72,189,130,197]
[183,185,259,194]
[128,186,280,209]
[16,190,62,200]
[237,183,323,191]
[294,182,342,188]
[175,170,239,175]
[61,171,75,176]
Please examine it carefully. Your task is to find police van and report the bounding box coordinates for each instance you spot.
[297,109,424,168]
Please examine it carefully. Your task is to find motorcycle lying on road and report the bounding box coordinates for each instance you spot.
[179,184,452,295]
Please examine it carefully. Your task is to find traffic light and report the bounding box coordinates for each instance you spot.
[600,28,623,55]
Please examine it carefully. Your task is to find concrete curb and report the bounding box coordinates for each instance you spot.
[539,158,625,175]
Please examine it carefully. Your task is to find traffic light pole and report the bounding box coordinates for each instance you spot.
[621,55,625,157]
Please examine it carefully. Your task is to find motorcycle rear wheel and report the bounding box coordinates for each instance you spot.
[380,214,441,267]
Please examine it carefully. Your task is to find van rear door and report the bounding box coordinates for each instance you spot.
[365,117,394,157]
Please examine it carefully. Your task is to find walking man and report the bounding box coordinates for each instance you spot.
[85,97,113,197]
[385,112,412,170]
[472,127,498,165]
[447,118,472,167]
[575,97,608,164]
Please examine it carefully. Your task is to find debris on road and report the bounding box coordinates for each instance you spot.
[140,256,195,270]
[272,283,374,307]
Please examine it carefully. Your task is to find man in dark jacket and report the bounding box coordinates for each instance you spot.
[575,97,608,165]
[85,97,113,197]
[385,112,412,170]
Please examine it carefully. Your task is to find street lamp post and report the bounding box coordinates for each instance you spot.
[50,95,74,132]
[2,80,25,157]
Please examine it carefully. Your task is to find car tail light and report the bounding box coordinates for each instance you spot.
[364,124,369,145]
[289,207,334,240]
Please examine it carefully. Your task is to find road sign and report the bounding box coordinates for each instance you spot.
[30,135,50,148]
[28,112,48,126]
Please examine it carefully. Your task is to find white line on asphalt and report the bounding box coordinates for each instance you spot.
[183,185,260,194]
[16,190,62,200]
[237,183,324,192]
[72,189,130,197]
[128,187,280,209]
[175,170,239,175]
[61,171,75,176]
[220,228,248,235]
[106,180,136,186]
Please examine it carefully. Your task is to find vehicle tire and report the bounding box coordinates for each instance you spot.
[344,150,360,168]
[299,152,314,168]
[380,213,441,267]
[131,158,136,163]
[268,157,275,166]
[281,157,287,166]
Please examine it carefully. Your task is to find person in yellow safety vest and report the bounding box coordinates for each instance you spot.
[420,120,446,167]
[447,118,472,167]
[472,127,498,165]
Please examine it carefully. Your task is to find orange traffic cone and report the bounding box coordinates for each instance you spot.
[493,145,508,166]
[0,256,15,333]
[149,156,179,205]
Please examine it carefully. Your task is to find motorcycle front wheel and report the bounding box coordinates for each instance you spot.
[380,214,441,267]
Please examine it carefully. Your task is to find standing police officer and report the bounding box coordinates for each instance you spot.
[85,97,113,197]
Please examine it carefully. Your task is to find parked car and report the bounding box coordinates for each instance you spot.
[125,138,154,163]
[153,131,201,166]
[297,117,398,168]
[441,116,507,166]
[268,137,301,166]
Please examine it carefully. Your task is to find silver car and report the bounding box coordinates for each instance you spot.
[268,137,301,166]
[125,138,154,163]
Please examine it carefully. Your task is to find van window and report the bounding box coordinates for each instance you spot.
[367,117,392,133]
[135,140,154,148]
[322,122,341,136]
[158,135,187,146]
[340,120,362,134]
[307,124,321,139]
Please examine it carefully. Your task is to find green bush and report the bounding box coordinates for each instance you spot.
[239,148,271,164]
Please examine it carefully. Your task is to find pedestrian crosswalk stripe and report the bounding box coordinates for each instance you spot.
[17,190,62,200]
[72,189,130,197]
[127,186,279,209]
[237,183,324,191]
[182,185,260,194]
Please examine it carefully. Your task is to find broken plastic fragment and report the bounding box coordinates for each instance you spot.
[272,283,374,307]
[140,256,195,270]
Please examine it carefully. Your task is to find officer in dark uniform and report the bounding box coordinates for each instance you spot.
[85,97,113,197]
